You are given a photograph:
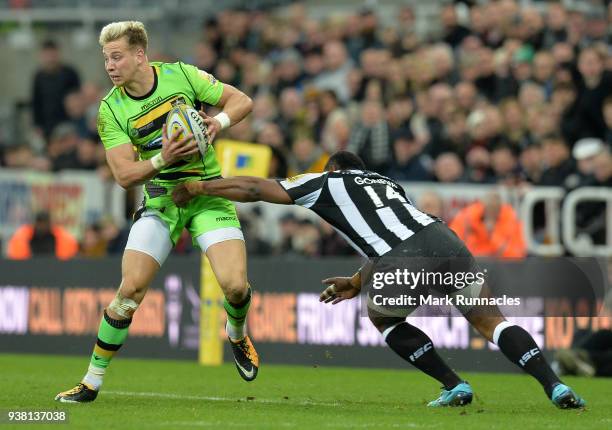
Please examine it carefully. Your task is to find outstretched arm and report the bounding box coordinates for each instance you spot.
[172,176,293,206]
[319,261,373,305]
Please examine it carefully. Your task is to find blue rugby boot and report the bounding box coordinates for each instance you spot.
[427,381,473,407]
[551,384,586,409]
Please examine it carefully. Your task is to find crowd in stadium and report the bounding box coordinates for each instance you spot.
[1,1,611,259]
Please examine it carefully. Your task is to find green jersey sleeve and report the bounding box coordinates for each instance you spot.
[97,101,131,150]
[180,62,224,105]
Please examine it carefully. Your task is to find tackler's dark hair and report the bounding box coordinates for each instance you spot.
[325,151,366,171]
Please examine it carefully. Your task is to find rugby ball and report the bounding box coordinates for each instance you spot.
[165,104,209,161]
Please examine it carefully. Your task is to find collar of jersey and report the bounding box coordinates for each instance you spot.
[123,65,158,101]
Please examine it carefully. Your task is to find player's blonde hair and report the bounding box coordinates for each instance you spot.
[99,21,148,51]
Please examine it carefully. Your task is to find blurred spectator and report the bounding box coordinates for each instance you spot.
[572,138,605,184]
[7,211,78,260]
[434,152,465,183]
[80,223,107,258]
[385,128,431,181]
[272,49,305,96]
[277,88,310,145]
[268,145,288,178]
[292,219,322,257]
[551,83,581,146]
[603,96,612,144]
[440,4,471,48]
[417,190,444,220]
[64,90,91,139]
[532,51,556,99]
[490,143,520,184]
[100,218,130,255]
[519,143,543,184]
[275,213,299,256]
[318,90,350,153]
[1,144,50,171]
[454,81,479,113]
[257,122,285,148]
[318,221,354,256]
[500,98,531,149]
[464,146,494,183]
[228,116,256,142]
[193,41,218,72]
[313,40,354,102]
[32,40,81,139]
[543,3,568,47]
[287,136,329,176]
[348,100,391,173]
[574,47,612,140]
[47,123,83,171]
[572,140,612,244]
[538,133,577,187]
[423,83,454,157]
[449,192,527,259]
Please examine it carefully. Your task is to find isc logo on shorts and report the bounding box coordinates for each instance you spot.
[519,348,540,366]
[409,342,432,362]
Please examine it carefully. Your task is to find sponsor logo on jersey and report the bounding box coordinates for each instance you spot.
[286,174,308,183]
[130,95,188,139]
[141,96,163,111]
[198,69,217,85]
[141,136,163,151]
[96,115,105,133]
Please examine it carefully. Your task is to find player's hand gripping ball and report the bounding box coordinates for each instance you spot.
[165,104,209,162]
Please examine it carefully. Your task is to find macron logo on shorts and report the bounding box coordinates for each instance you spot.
[216,216,236,222]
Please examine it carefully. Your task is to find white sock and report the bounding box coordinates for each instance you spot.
[226,320,246,341]
[82,364,105,390]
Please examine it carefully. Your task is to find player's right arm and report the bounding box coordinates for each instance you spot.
[320,261,374,305]
[98,103,198,189]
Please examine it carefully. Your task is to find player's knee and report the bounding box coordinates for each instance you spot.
[118,276,148,302]
[367,309,404,333]
[465,310,504,342]
[219,275,248,304]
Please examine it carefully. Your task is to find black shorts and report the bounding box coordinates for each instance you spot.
[365,222,483,318]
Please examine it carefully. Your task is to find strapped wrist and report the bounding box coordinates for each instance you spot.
[150,153,166,170]
[213,112,231,130]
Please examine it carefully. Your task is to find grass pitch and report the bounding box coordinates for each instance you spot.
[0,353,609,430]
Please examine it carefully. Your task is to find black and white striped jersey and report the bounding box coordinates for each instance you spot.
[277,170,438,257]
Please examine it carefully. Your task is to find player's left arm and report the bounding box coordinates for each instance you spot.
[182,62,253,141]
[202,84,253,142]
[172,177,292,206]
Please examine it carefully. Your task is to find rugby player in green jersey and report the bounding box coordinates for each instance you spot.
[56,21,258,403]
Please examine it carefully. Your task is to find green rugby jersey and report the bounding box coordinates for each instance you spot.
[96,61,224,182]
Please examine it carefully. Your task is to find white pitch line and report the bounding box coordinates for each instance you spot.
[105,390,339,407]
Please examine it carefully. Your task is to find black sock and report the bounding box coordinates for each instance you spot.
[496,325,561,397]
[385,322,462,390]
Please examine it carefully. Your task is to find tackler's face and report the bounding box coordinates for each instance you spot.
[102,36,144,87]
